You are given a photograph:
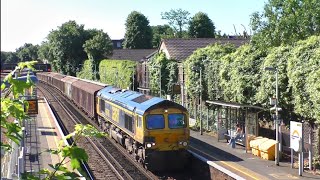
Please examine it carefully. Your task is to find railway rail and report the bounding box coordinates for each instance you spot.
[37,82,156,180]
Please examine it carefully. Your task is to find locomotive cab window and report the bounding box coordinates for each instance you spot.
[146,114,165,129]
[168,114,186,129]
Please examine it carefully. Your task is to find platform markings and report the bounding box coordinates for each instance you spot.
[39,102,62,164]
[269,173,299,179]
[189,146,268,180]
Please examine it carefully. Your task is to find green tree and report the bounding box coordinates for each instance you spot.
[151,25,174,48]
[161,9,190,38]
[5,52,19,63]
[46,20,88,75]
[123,11,153,49]
[188,12,215,38]
[83,30,113,80]
[250,0,320,48]
[16,43,39,61]
[38,41,54,63]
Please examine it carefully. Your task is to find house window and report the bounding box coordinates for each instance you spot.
[117,42,121,48]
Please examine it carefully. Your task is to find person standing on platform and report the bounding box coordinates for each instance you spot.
[229,123,242,148]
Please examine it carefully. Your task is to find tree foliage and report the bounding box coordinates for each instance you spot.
[161,9,190,38]
[43,21,112,76]
[1,51,19,64]
[38,41,54,63]
[46,20,87,75]
[1,61,37,151]
[83,30,113,80]
[16,43,39,62]
[250,0,320,48]
[77,59,137,89]
[188,12,215,38]
[151,25,174,48]
[123,11,153,49]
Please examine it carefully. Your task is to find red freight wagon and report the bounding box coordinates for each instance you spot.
[71,80,106,119]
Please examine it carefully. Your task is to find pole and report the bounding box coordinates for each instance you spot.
[309,132,312,170]
[200,68,203,135]
[159,67,162,98]
[207,106,209,130]
[275,69,279,165]
[299,137,303,176]
[180,64,185,107]
[132,69,135,91]
[291,148,294,168]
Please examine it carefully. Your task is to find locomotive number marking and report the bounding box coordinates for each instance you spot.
[112,107,119,122]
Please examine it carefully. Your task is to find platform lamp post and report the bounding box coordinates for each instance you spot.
[192,66,203,135]
[265,66,280,166]
[153,65,161,98]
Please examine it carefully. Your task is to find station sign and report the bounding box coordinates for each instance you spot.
[24,99,38,115]
[290,121,302,152]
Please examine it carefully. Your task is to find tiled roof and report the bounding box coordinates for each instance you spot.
[108,49,157,61]
[161,38,249,61]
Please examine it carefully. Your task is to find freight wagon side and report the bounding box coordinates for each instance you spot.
[51,74,66,93]
[71,80,105,119]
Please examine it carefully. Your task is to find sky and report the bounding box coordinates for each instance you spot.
[1,0,266,52]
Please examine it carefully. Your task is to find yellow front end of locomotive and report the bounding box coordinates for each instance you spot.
[142,108,190,151]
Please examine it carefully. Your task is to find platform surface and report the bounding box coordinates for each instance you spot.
[189,130,320,180]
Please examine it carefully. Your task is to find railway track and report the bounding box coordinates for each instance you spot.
[37,82,156,180]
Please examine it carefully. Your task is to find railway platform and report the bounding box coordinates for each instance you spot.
[1,97,80,179]
[189,130,320,180]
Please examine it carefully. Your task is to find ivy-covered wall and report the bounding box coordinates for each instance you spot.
[77,59,137,89]
[183,36,320,125]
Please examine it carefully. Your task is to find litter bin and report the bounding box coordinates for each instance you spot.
[249,137,269,156]
[259,139,276,160]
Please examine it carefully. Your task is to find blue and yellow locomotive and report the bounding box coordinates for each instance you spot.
[96,86,190,171]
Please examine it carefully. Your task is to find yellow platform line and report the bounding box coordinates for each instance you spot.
[38,100,62,163]
[190,146,268,180]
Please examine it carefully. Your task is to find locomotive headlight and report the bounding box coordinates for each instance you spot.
[179,141,188,146]
[146,143,152,148]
